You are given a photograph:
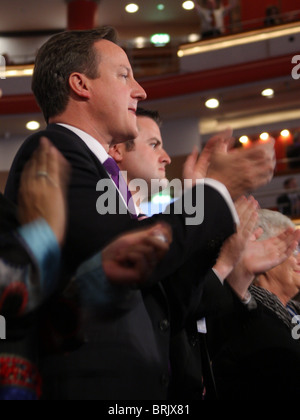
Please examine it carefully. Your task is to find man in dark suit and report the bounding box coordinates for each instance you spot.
[108,109,300,400]
[1,137,172,400]
[5,26,276,400]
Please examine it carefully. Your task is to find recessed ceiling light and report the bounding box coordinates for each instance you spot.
[125,3,139,13]
[205,98,219,109]
[281,129,290,137]
[239,135,250,145]
[157,4,165,11]
[261,88,274,98]
[134,37,147,49]
[182,1,195,10]
[26,121,40,131]
[260,132,270,141]
[188,33,200,43]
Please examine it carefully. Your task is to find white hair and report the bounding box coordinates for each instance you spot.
[257,209,295,240]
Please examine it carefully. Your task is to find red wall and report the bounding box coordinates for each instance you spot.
[239,0,299,30]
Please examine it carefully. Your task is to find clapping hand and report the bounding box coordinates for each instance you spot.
[101,222,172,284]
[18,137,70,245]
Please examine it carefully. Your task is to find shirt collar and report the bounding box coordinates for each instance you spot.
[57,123,109,164]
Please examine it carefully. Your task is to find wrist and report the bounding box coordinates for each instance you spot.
[227,265,254,300]
[213,259,234,282]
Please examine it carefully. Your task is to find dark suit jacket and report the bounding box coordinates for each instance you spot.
[277,193,292,216]
[5,124,236,400]
[203,272,300,400]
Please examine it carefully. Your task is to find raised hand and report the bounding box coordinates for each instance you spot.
[213,196,259,281]
[207,138,276,200]
[18,137,70,245]
[182,128,233,183]
[243,227,300,275]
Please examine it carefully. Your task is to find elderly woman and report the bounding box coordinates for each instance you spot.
[203,205,300,400]
[250,209,300,333]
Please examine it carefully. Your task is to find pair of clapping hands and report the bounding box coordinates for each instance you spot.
[18,133,300,287]
[183,128,300,296]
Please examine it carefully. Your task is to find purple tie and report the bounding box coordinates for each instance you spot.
[103,157,137,218]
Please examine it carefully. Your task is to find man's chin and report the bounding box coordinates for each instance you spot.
[110,127,138,145]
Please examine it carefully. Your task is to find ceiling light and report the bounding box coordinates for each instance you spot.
[2,66,34,78]
[157,4,165,11]
[239,135,250,145]
[151,33,170,47]
[182,1,195,10]
[5,70,18,77]
[205,98,219,109]
[261,88,274,98]
[125,3,139,13]
[281,129,290,138]
[134,37,147,49]
[23,69,34,76]
[26,121,40,131]
[260,132,269,141]
[188,33,200,43]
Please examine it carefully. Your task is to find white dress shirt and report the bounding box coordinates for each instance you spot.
[57,123,138,213]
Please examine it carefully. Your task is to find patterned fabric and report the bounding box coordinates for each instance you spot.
[0,220,60,316]
[0,355,42,400]
[249,285,300,331]
[0,262,29,316]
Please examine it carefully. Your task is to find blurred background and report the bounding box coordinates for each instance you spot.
[0,0,300,219]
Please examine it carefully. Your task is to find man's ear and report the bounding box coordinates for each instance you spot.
[69,72,91,99]
[109,144,125,164]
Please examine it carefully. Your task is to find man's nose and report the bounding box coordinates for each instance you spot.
[133,79,147,101]
[161,150,171,166]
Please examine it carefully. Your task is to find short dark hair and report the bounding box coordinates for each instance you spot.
[32,26,118,123]
[124,107,162,151]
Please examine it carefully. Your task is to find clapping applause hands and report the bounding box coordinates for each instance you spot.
[101,223,172,285]
[183,128,276,200]
[214,196,300,300]
[18,137,70,246]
